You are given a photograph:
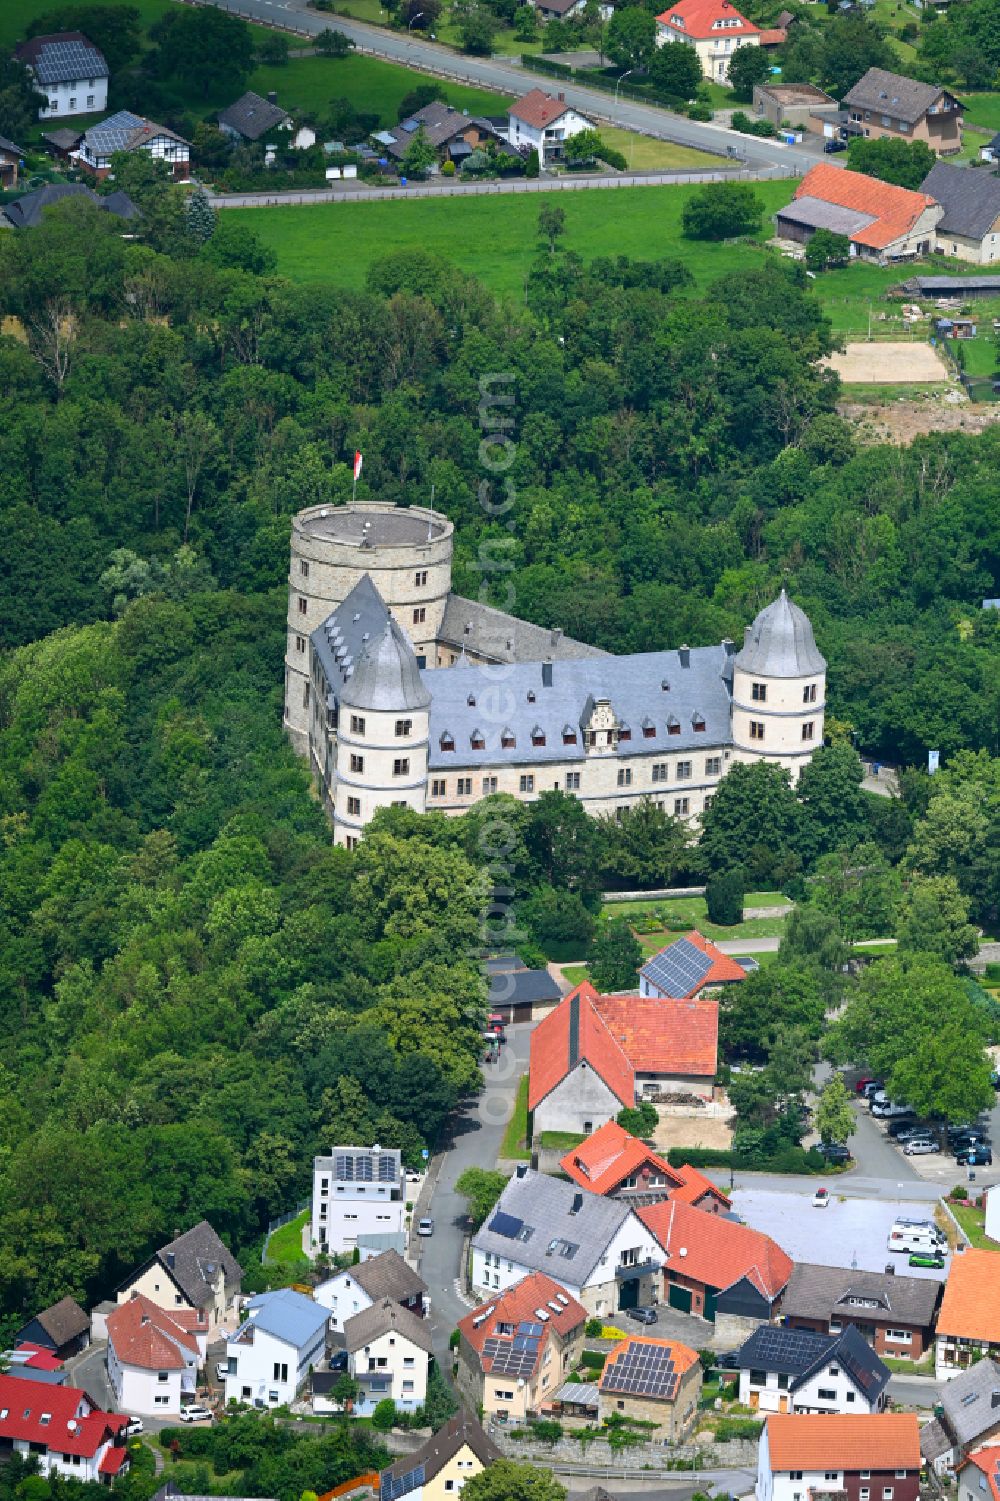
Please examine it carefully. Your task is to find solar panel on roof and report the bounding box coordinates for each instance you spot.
[602,1344,680,1400]
[643,936,713,997]
[381,1463,424,1501]
[33,38,106,84]
[489,1210,524,1239]
[517,1321,543,1336]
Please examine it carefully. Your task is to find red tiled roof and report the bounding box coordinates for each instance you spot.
[938,1247,1000,1343]
[639,1199,791,1300]
[960,1448,1000,1501]
[99,1445,129,1476]
[656,0,759,38]
[528,983,633,1113]
[758,27,787,43]
[107,1294,199,1372]
[560,1123,731,1206]
[510,89,573,129]
[640,931,748,998]
[666,1161,730,1209]
[599,1335,699,1398]
[14,1343,63,1371]
[793,162,937,251]
[594,992,719,1079]
[459,1272,586,1380]
[765,1413,920,1472]
[0,1374,126,1458]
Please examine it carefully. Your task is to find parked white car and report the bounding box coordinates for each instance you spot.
[178,1405,213,1424]
[903,1138,937,1155]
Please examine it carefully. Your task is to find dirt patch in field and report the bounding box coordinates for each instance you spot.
[652,1100,734,1154]
[839,400,1000,444]
[823,340,949,383]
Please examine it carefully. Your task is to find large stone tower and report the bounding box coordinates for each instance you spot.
[731,589,827,782]
[284,501,453,754]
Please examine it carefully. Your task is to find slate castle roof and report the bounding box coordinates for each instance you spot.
[735,588,826,676]
[16,31,108,84]
[312,576,430,714]
[922,160,1000,241]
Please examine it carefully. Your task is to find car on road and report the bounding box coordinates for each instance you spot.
[824,137,848,152]
[215,1363,229,1381]
[956,1146,993,1166]
[328,1350,349,1372]
[813,1187,830,1207]
[815,1141,852,1164]
[856,1078,881,1097]
[909,1251,946,1269]
[903,1138,938,1155]
[625,1306,658,1325]
[417,1217,434,1236]
[123,1418,143,1437]
[178,1405,213,1424]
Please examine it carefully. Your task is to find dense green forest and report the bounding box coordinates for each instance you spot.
[0,190,998,1340]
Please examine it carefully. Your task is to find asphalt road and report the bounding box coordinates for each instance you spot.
[196,0,825,173]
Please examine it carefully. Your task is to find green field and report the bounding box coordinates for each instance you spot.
[250,53,510,127]
[963,93,1000,131]
[0,0,174,49]
[597,126,719,170]
[603,893,790,943]
[232,179,796,296]
[265,1207,310,1263]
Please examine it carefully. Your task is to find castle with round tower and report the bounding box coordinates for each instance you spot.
[284,502,827,848]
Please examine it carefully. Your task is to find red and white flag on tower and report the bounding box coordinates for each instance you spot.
[353,450,363,481]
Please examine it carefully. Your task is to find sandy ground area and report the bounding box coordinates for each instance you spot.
[839,399,1000,444]
[823,340,949,383]
[652,1099,734,1153]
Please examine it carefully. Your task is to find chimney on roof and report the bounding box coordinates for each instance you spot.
[166,1252,175,1269]
[516,1163,528,1179]
[267,91,278,105]
[722,637,736,656]
[884,1263,895,1275]
[679,645,690,667]
[542,661,553,688]
[570,1193,583,1215]
[550,627,563,646]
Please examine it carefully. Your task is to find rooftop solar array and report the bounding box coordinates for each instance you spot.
[31,38,107,84]
[642,936,712,997]
[482,1334,540,1378]
[334,1151,398,1182]
[381,1463,424,1501]
[602,1344,679,1400]
[739,1324,834,1375]
[490,1211,523,1238]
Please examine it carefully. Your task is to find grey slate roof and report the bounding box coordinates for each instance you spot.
[937,1356,1000,1447]
[922,161,1000,241]
[919,1416,952,1463]
[349,1249,428,1304]
[312,576,430,714]
[21,1296,89,1347]
[734,589,826,677]
[0,134,24,157]
[777,195,877,237]
[243,1288,328,1350]
[41,127,82,151]
[381,101,508,160]
[489,968,561,1009]
[1,181,135,229]
[380,1411,499,1501]
[343,1296,434,1355]
[737,1322,889,1402]
[439,592,606,663]
[16,31,108,84]
[159,1220,242,1307]
[82,110,187,159]
[218,90,290,141]
[424,641,734,770]
[842,67,952,125]
[781,1262,940,1328]
[472,1168,639,1285]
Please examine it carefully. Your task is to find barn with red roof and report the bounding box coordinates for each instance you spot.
[776,163,943,264]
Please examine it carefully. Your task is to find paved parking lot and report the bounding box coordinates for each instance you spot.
[729,1185,949,1282]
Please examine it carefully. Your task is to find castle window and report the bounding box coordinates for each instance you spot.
[347,796,361,817]
[704,794,714,809]
[471,730,485,750]
[483,776,498,794]
[667,717,680,735]
[393,759,410,777]
[295,635,305,654]
[705,756,722,776]
[457,778,472,796]
[618,727,631,742]
[749,720,765,741]
[326,709,336,730]
[298,597,307,615]
[531,726,546,747]
[350,753,365,773]
[674,798,690,816]
[413,608,426,625]
[519,775,534,793]
[751,682,767,702]
[692,713,706,732]
[396,719,412,738]
[652,763,668,783]
[501,729,516,749]
[300,560,309,577]
[803,683,817,703]
[345,835,358,851]
[802,721,815,741]
[642,718,656,738]
[617,768,632,787]
[350,715,366,735]
[566,772,580,790]
[431,780,446,797]
[676,761,692,780]
[415,570,428,587]
[562,726,577,745]
[440,732,455,751]
[303,684,310,707]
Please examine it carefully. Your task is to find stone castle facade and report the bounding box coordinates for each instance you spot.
[284,503,827,848]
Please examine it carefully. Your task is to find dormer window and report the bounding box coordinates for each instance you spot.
[467,694,476,707]
[661,679,670,691]
[527,690,536,703]
[618,724,631,742]
[667,715,681,735]
[531,726,546,747]
[471,729,485,750]
[562,725,577,745]
[440,732,455,752]
[642,717,656,738]
[692,712,706,731]
[501,729,516,749]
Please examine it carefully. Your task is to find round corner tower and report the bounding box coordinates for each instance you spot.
[284,501,453,753]
[730,589,827,782]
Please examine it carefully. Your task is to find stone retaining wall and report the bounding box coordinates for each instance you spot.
[488,1427,759,1471]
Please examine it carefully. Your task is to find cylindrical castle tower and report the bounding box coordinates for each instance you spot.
[730,589,827,783]
[284,502,453,754]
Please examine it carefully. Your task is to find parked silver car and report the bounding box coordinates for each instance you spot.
[903,1138,938,1155]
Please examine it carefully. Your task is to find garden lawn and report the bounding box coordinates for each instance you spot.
[949,1198,994,1250]
[231,179,796,297]
[561,964,591,987]
[500,1073,531,1160]
[603,893,789,942]
[593,127,719,170]
[249,53,510,128]
[962,93,1000,132]
[265,1207,310,1263]
[538,1130,587,1152]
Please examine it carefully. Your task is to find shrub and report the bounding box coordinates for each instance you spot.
[585,1317,603,1338]
[529,1419,563,1443]
[951,1184,969,1200]
[441,160,456,176]
[706,869,744,926]
[715,1417,763,1442]
[449,1328,461,1349]
[687,101,712,120]
[372,1398,397,1431]
[682,181,763,240]
[525,148,540,178]
[617,1100,658,1137]
[598,144,627,171]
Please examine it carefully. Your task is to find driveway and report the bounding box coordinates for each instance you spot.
[65,1340,115,1411]
[417,1018,534,1355]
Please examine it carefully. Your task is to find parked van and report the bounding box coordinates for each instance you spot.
[872,1099,912,1119]
[888,1218,947,1256]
